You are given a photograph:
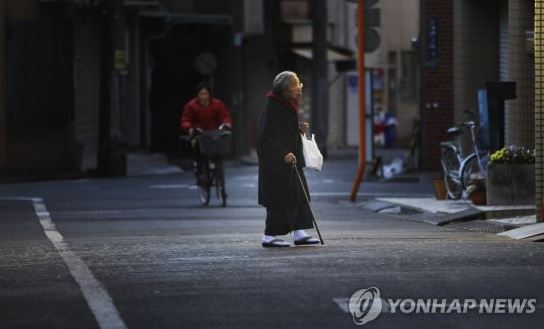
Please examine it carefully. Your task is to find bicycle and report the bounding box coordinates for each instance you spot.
[440,111,487,200]
[180,125,231,207]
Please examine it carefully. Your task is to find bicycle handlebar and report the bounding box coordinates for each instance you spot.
[218,123,231,130]
[462,121,475,128]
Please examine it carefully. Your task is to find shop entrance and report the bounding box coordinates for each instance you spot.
[147,23,232,156]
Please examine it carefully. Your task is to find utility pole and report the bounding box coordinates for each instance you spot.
[311,0,329,158]
[350,0,366,202]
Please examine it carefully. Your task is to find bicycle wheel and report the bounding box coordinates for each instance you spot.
[220,187,227,207]
[197,171,211,206]
[215,159,227,207]
[460,153,485,192]
[441,146,462,200]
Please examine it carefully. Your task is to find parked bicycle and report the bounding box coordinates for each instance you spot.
[440,111,487,200]
[180,125,231,207]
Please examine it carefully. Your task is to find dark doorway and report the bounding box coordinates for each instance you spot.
[148,23,233,156]
[6,18,75,175]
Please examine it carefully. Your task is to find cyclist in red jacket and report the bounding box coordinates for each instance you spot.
[181,82,232,183]
[181,82,232,136]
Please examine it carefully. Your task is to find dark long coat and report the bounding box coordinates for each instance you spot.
[257,95,310,208]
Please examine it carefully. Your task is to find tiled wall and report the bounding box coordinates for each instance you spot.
[535,0,543,219]
[454,0,499,129]
[506,0,535,149]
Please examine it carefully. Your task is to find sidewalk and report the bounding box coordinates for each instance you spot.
[357,170,543,241]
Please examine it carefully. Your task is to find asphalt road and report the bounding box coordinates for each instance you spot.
[1,158,543,329]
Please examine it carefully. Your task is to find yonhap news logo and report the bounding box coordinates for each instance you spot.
[348,287,383,325]
[348,287,537,326]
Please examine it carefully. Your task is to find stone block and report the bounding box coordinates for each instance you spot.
[487,164,535,205]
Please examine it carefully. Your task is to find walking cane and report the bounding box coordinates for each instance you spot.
[291,163,325,245]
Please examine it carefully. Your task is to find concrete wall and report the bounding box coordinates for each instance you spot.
[327,0,347,149]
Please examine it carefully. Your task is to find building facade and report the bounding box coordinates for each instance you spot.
[423,0,540,218]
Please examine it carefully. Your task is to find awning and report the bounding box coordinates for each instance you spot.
[139,11,233,25]
[291,47,354,62]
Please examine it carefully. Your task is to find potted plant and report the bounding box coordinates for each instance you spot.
[487,145,535,205]
[466,176,486,205]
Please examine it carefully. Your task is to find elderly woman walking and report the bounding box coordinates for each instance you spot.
[257,71,320,247]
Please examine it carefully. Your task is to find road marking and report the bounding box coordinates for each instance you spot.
[332,298,350,313]
[0,197,43,202]
[169,255,250,262]
[31,199,128,329]
[233,174,258,181]
[149,184,190,189]
[312,192,433,197]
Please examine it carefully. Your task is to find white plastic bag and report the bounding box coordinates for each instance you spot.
[382,158,404,179]
[301,133,323,171]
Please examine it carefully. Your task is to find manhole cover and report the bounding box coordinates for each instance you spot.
[449,220,507,233]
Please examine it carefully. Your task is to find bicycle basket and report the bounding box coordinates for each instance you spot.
[197,130,232,157]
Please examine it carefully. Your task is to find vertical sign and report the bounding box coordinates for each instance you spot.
[426,16,438,69]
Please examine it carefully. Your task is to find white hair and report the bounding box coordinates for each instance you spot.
[273,71,298,94]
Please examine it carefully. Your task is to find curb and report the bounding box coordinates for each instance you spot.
[360,198,535,232]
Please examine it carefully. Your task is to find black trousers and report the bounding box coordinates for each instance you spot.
[264,203,314,236]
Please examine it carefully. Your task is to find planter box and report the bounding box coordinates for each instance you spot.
[487,164,535,205]
[470,191,487,205]
[432,179,447,200]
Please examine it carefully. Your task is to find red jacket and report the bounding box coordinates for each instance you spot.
[180,98,233,133]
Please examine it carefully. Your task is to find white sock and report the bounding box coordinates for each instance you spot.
[262,235,277,243]
[293,230,309,240]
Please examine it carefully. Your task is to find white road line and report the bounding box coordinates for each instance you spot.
[31,199,128,329]
[311,192,433,197]
[0,196,43,202]
[149,184,190,189]
[332,298,350,313]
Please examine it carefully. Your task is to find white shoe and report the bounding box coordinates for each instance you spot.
[262,235,290,248]
[293,230,320,245]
